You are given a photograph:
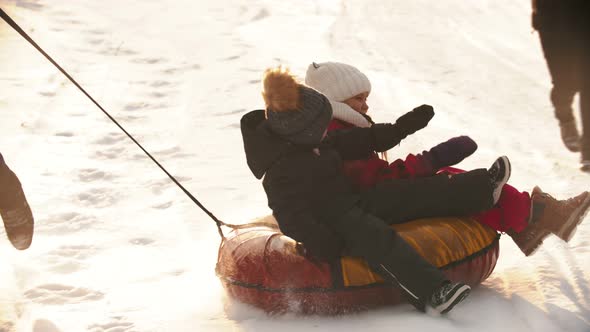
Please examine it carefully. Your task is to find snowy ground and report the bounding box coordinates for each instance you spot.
[0,0,589,331]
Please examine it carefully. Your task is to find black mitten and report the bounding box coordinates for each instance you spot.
[371,105,434,152]
[427,136,478,169]
[395,104,434,136]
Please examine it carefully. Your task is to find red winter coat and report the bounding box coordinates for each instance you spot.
[329,119,531,234]
[328,119,436,190]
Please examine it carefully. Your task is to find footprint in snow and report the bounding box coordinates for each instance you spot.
[131,57,167,65]
[44,245,97,274]
[25,284,104,305]
[95,147,126,160]
[33,319,62,332]
[77,168,116,182]
[40,212,97,234]
[92,132,126,145]
[77,187,119,208]
[88,316,136,332]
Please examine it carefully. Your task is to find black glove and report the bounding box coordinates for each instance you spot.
[371,105,434,152]
[427,135,478,169]
[395,104,434,137]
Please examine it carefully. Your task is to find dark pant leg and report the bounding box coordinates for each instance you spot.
[358,169,493,225]
[333,207,446,311]
[579,18,590,160]
[538,26,580,123]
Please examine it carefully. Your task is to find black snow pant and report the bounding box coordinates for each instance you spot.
[329,169,494,311]
[582,41,590,160]
[538,12,590,159]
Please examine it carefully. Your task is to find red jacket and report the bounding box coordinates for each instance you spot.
[328,119,435,190]
[329,119,530,234]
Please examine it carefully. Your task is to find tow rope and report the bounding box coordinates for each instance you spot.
[0,7,249,239]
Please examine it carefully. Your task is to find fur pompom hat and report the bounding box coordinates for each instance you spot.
[262,67,332,145]
[304,62,371,102]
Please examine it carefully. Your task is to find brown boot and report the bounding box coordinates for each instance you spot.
[507,226,550,256]
[528,186,590,242]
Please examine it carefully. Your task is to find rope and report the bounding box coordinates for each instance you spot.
[0,7,232,239]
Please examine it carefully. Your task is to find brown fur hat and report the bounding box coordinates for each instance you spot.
[262,66,333,145]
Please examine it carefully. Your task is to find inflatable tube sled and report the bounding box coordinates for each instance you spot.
[216,215,500,315]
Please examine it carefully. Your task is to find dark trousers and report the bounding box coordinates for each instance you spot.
[581,24,590,160]
[583,56,590,159]
[332,169,493,310]
[538,18,590,158]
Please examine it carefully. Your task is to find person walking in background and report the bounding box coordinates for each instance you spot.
[0,153,34,250]
[532,0,590,171]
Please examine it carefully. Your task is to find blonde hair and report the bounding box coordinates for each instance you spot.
[262,66,301,113]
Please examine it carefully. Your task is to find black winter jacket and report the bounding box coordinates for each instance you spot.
[241,110,412,260]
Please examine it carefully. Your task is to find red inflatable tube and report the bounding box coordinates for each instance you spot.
[216,215,500,315]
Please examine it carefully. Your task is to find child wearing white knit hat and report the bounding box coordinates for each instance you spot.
[305,61,479,189]
[305,62,373,129]
[305,61,590,258]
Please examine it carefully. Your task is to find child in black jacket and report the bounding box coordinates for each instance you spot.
[241,67,511,314]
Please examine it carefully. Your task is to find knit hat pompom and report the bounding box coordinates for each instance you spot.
[262,66,333,145]
[262,67,300,112]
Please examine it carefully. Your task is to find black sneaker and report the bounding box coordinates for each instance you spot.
[488,156,511,204]
[0,153,34,250]
[430,282,471,314]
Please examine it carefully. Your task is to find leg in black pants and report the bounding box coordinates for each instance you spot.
[334,207,447,311]
[581,60,590,163]
[332,169,494,310]
[538,25,580,124]
[359,169,493,224]
[579,15,590,163]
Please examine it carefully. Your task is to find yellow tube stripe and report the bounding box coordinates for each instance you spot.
[340,217,497,286]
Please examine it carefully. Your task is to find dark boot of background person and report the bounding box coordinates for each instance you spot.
[581,105,590,171]
[551,85,580,153]
[0,153,34,250]
[558,118,581,153]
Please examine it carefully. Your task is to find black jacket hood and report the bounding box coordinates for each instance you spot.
[241,110,294,179]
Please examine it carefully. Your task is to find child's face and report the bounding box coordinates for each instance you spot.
[343,92,370,114]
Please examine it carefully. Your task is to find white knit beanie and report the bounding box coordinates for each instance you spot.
[304,62,371,102]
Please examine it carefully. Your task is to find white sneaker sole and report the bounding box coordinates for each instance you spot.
[433,284,471,314]
[492,156,511,204]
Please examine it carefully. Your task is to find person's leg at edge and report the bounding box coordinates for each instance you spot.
[333,207,468,314]
[579,15,590,167]
[539,24,581,152]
